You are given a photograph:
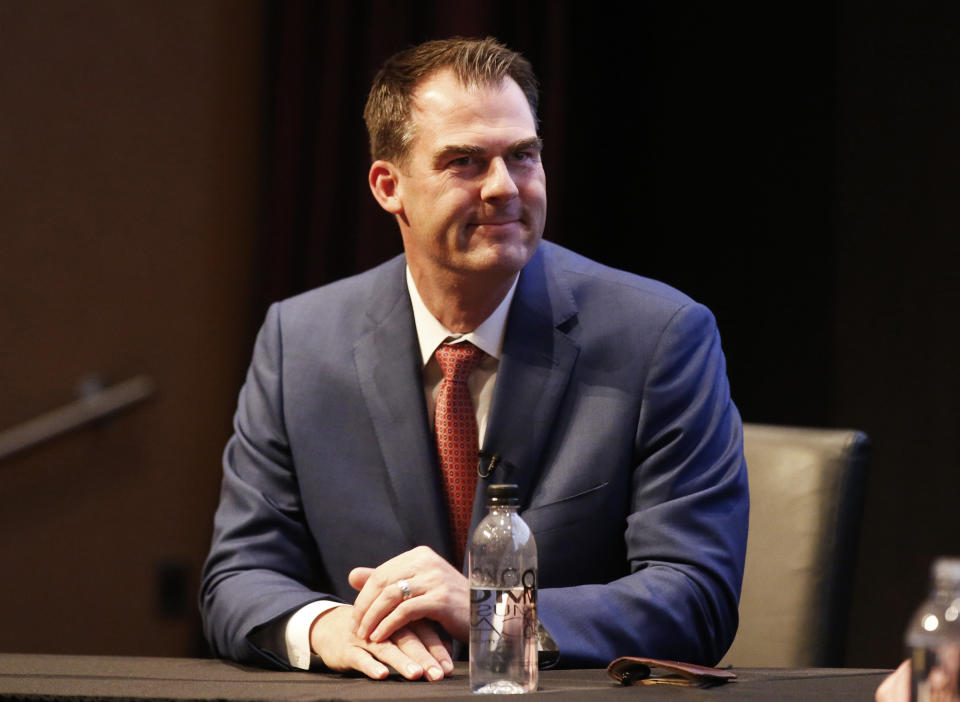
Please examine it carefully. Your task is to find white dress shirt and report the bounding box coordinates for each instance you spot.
[282,267,519,669]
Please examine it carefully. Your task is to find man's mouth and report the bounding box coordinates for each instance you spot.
[470,214,523,227]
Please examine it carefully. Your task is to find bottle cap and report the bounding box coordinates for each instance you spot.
[932,557,960,584]
[486,483,519,505]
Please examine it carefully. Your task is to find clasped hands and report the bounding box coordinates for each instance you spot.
[309,546,469,681]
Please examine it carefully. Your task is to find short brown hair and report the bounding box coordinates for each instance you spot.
[363,37,539,165]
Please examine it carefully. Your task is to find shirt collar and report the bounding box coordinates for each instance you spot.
[406,265,518,366]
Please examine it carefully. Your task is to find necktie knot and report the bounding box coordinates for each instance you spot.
[435,342,483,383]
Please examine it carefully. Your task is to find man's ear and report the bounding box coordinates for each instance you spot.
[368,160,404,215]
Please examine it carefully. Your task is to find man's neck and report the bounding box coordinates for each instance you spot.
[408,265,516,333]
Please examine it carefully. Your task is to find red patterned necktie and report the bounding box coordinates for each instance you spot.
[434,341,484,567]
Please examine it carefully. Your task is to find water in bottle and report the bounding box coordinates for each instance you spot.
[469,483,537,694]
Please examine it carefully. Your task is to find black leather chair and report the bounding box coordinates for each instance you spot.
[720,423,870,667]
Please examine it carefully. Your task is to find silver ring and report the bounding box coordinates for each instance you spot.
[396,579,412,600]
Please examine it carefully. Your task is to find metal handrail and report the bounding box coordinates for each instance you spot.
[0,375,156,462]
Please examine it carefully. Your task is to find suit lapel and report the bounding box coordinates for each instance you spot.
[474,244,580,527]
[353,259,453,560]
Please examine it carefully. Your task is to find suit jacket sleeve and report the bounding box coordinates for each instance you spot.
[200,302,334,669]
[534,300,749,667]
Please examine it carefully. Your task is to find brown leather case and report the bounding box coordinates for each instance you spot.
[607,656,738,687]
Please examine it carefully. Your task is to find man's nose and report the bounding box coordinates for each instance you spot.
[480,157,519,201]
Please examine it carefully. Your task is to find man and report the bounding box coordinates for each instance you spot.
[201,37,749,682]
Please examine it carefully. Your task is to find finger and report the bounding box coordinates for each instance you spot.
[365,569,470,643]
[351,564,399,620]
[348,566,375,591]
[367,597,421,643]
[310,607,392,680]
[350,547,448,633]
[366,577,448,642]
[357,579,413,639]
[353,569,414,632]
[389,626,446,682]
[365,637,427,681]
[409,620,455,675]
[342,647,391,680]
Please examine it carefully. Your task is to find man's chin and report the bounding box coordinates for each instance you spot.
[459,239,540,276]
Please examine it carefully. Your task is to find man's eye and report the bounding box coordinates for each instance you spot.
[449,156,474,167]
[510,151,533,162]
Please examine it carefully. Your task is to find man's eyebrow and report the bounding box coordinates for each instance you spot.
[433,138,544,166]
[433,144,485,164]
[511,137,544,153]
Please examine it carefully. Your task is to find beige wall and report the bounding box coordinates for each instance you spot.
[0,0,263,655]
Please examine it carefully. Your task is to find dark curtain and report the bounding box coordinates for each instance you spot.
[254,0,837,425]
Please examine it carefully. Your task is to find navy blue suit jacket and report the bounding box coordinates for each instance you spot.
[200,241,749,669]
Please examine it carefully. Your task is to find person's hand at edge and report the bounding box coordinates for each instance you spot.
[876,659,910,702]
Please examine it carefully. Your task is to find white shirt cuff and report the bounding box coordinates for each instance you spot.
[284,600,346,670]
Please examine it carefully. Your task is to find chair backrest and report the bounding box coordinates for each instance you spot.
[720,423,869,668]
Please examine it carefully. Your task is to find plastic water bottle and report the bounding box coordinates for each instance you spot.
[905,557,960,702]
[469,483,538,694]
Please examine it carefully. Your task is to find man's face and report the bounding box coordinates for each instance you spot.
[382,70,547,283]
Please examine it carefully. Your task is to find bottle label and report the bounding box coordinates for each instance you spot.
[470,566,537,640]
[470,564,537,596]
[470,584,537,636]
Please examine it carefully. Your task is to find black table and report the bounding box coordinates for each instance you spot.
[0,654,889,701]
